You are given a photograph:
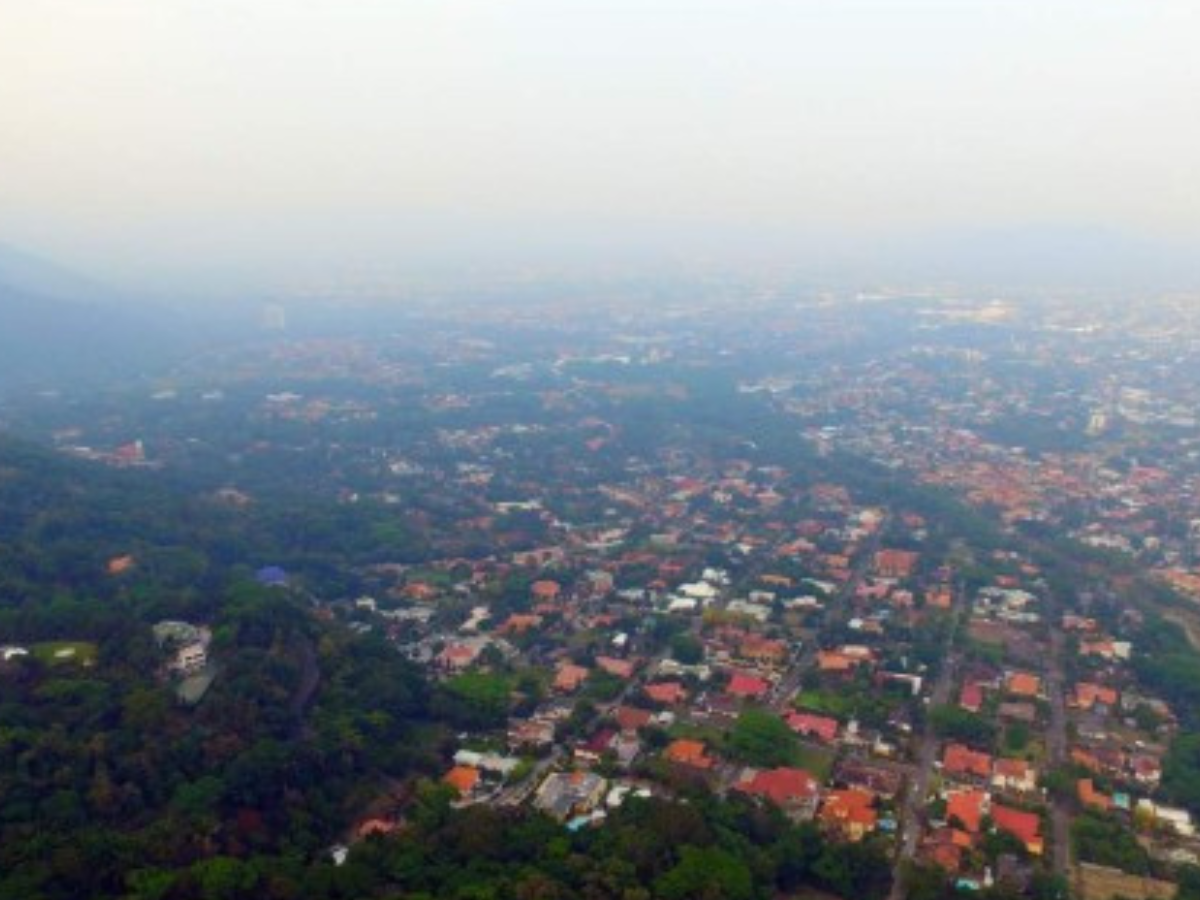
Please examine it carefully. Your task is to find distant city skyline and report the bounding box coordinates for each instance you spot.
[2,1,1199,295]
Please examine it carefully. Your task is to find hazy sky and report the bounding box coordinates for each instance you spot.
[2,0,1199,292]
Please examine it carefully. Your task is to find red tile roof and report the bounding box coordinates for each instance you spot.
[991,803,1043,855]
[735,767,819,807]
[959,683,984,713]
[726,672,771,699]
[946,790,986,833]
[645,681,687,705]
[665,739,714,770]
[944,743,992,779]
[787,711,840,743]
[443,766,480,795]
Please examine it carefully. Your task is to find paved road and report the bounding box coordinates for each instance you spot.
[887,587,963,900]
[1045,623,1072,878]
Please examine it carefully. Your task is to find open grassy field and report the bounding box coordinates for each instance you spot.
[31,641,98,667]
[1076,863,1176,900]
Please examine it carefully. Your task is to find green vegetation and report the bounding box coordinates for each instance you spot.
[1071,812,1151,875]
[728,709,801,768]
[30,640,98,667]
[432,672,514,729]
[928,704,997,747]
[317,792,893,900]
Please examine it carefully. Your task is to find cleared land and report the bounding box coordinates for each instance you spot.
[31,641,98,667]
[1076,863,1176,900]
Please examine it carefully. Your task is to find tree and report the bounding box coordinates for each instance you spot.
[190,856,258,900]
[728,710,798,768]
[654,846,754,900]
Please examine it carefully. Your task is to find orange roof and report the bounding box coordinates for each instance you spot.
[554,663,590,692]
[819,789,878,837]
[817,650,862,672]
[531,579,562,600]
[443,766,480,795]
[726,672,771,698]
[736,767,819,806]
[499,613,542,634]
[356,818,399,838]
[596,656,636,679]
[993,758,1032,781]
[945,790,987,833]
[665,739,714,769]
[107,554,136,575]
[1006,672,1041,697]
[1077,779,1111,811]
[616,706,653,732]
[991,803,1043,855]
[1071,748,1101,772]
[645,681,687,705]
[1073,682,1118,709]
[874,549,919,578]
[944,743,992,779]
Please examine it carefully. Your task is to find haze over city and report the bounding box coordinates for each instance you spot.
[3,0,1200,295]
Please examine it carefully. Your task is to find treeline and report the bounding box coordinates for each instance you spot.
[0,586,436,900]
[213,789,894,900]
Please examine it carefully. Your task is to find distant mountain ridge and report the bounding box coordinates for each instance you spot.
[0,244,191,390]
[0,242,120,302]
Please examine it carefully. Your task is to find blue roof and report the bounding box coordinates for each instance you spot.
[256,566,288,586]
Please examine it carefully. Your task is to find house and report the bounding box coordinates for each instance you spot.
[944,744,992,780]
[1006,672,1042,698]
[596,656,637,679]
[443,765,481,797]
[645,681,688,705]
[533,771,608,821]
[735,767,820,814]
[1137,801,1195,837]
[453,750,519,779]
[355,818,399,839]
[817,646,874,674]
[1080,640,1132,661]
[945,789,987,834]
[990,804,1043,855]
[153,620,212,676]
[554,663,591,693]
[836,759,905,799]
[498,614,543,635]
[992,758,1037,794]
[1071,682,1119,711]
[738,636,788,667]
[256,566,288,587]
[107,554,136,575]
[508,717,556,749]
[531,580,562,603]
[874,549,920,579]
[172,642,208,675]
[1131,754,1162,787]
[664,739,715,770]
[927,586,954,609]
[576,729,617,765]
[726,672,771,700]
[960,683,984,713]
[819,790,878,841]
[787,711,840,743]
[923,831,970,873]
[437,642,482,672]
[615,706,653,733]
[1078,779,1111,812]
